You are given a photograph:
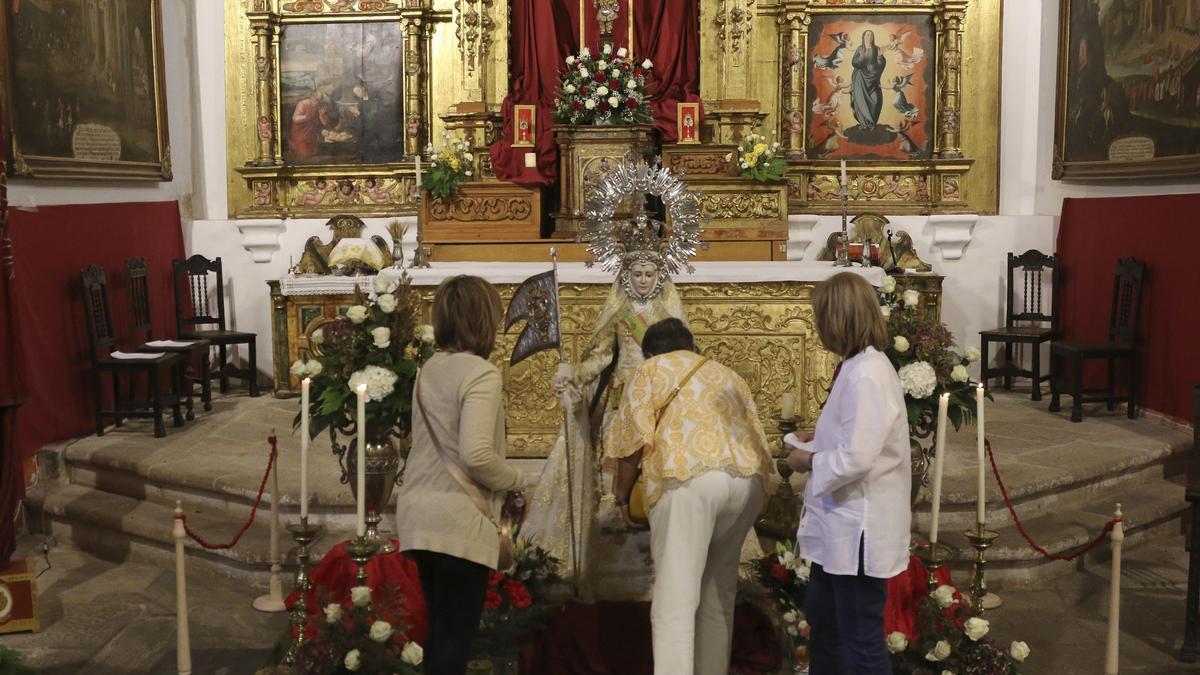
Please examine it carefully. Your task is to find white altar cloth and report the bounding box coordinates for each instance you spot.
[277,261,887,296]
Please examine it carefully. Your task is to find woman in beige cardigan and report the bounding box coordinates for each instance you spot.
[396,275,528,675]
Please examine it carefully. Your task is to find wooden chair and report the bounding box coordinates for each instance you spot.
[126,257,212,417]
[1182,384,1200,663]
[979,250,1058,400]
[80,264,183,438]
[172,254,260,397]
[1048,257,1146,423]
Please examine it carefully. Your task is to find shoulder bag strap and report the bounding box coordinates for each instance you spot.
[414,370,499,526]
[654,355,710,425]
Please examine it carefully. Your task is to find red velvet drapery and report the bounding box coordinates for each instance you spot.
[1057,194,1200,423]
[0,104,24,564]
[7,201,187,464]
[490,0,700,185]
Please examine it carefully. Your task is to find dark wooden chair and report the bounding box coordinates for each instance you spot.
[979,250,1058,400]
[1049,257,1146,423]
[172,254,260,397]
[126,257,212,417]
[80,264,183,438]
[1182,384,1200,663]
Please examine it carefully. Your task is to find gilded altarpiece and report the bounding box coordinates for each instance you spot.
[270,279,853,457]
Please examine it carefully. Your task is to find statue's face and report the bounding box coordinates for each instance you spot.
[629,262,659,298]
[863,30,875,48]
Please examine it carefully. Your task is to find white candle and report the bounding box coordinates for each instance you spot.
[929,393,949,545]
[415,155,422,195]
[300,377,311,520]
[839,159,847,187]
[976,384,986,526]
[356,383,367,538]
[780,393,796,421]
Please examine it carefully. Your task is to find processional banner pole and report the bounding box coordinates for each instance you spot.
[550,247,581,595]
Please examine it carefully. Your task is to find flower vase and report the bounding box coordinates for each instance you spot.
[592,116,612,127]
[344,432,409,550]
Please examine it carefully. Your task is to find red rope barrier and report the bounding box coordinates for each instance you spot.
[985,439,1121,562]
[175,435,278,550]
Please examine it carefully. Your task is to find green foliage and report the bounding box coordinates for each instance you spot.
[471,532,563,661]
[553,45,654,126]
[421,133,473,200]
[727,132,788,181]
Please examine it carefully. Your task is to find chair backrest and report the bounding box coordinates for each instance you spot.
[173,254,226,333]
[1108,257,1146,346]
[1005,249,1058,328]
[125,257,154,341]
[80,264,115,359]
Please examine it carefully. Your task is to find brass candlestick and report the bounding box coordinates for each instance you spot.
[284,518,321,666]
[964,525,1000,614]
[346,535,380,588]
[917,541,954,592]
[756,417,802,538]
[834,183,851,267]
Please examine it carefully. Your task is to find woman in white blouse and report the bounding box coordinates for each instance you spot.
[785,272,911,674]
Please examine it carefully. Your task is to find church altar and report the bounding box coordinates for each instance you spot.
[268,262,942,458]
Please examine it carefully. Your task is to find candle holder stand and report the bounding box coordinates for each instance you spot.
[755,417,801,539]
[917,541,954,592]
[834,185,851,267]
[409,193,431,269]
[346,535,381,588]
[284,518,321,666]
[963,525,1002,613]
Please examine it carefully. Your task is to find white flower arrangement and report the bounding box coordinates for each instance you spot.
[423,131,474,199]
[348,366,398,402]
[554,47,653,125]
[894,336,911,353]
[964,617,990,641]
[951,364,970,382]
[903,289,921,307]
[350,585,372,607]
[725,131,786,181]
[1010,640,1030,662]
[371,326,391,350]
[401,641,424,666]
[965,346,981,362]
[376,293,397,314]
[931,584,956,609]
[898,361,938,399]
[369,619,394,642]
[925,639,952,662]
[346,305,369,324]
[886,631,909,654]
[344,648,362,671]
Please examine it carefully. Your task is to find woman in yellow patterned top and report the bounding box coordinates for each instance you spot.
[607,318,773,675]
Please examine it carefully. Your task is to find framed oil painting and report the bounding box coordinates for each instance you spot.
[806,14,936,161]
[0,0,171,180]
[280,21,404,165]
[1054,0,1200,179]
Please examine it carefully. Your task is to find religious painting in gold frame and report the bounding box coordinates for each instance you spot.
[226,0,430,219]
[512,104,536,148]
[677,102,700,144]
[0,0,171,180]
[1052,0,1200,180]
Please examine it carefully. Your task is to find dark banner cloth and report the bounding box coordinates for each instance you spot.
[1057,194,1200,423]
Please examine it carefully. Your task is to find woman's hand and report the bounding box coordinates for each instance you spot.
[786,448,814,473]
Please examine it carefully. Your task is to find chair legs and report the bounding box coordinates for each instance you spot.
[200,350,213,411]
[110,375,122,429]
[1031,345,1042,402]
[1127,356,1138,419]
[980,339,990,392]
[248,339,260,397]
[218,344,229,393]
[178,362,195,422]
[1106,358,1116,412]
[1071,355,1084,423]
[95,373,107,437]
[150,371,167,438]
[1003,343,1014,390]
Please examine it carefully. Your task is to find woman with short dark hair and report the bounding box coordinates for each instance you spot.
[396,275,528,675]
[786,272,911,674]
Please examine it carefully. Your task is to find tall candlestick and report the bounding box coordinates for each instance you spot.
[929,393,949,544]
[839,159,847,187]
[415,155,422,194]
[976,384,986,525]
[356,383,367,538]
[300,377,310,520]
[780,393,796,421]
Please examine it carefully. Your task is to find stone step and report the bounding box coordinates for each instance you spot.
[24,480,354,587]
[941,475,1187,588]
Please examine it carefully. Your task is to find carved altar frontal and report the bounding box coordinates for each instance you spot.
[269,263,912,458]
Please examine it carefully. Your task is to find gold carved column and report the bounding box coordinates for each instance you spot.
[704,0,768,144]
[247,6,280,166]
[402,9,430,157]
[935,1,967,159]
[777,2,810,158]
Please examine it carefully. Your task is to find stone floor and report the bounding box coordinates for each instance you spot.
[1,532,1197,674]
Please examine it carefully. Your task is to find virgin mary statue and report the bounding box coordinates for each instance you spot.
[850,29,887,131]
[521,215,687,600]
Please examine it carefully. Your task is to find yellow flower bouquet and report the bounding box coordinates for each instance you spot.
[421,131,474,200]
[725,132,787,181]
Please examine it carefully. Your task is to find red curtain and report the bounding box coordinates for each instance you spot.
[491,0,700,184]
[1057,194,1200,423]
[0,96,23,564]
[7,201,186,463]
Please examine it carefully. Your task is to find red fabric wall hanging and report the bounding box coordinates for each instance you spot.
[1056,194,1200,423]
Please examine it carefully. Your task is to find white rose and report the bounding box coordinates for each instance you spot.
[930,584,956,609]
[371,326,391,349]
[964,617,990,641]
[794,561,811,583]
[373,276,392,294]
[898,361,938,399]
[597,86,609,96]
[350,585,372,607]
[369,620,393,642]
[580,47,591,58]
[376,293,397,314]
[344,649,361,672]
[565,84,576,94]
[416,324,435,344]
[903,289,921,307]
[401,641,424,666]
[602,43,611,55]
[611,68,621,77]
[608,96,620,107]
[951,364,969,383]
[465,170,473,177]
[965,347,981,362]
[324,603,342,624]
[584,99,596,110]
[579,67,589,78]
[881,305,892,318]
[881,275,897,293]
[641,58,653,69]
[893,336,910,352]
[925,640,951,662]
[290,360,306,378]
[782,610,797,624]
[565,55,575,65]
[305,360,323,377]
[617,47,628,57]
[464,151,474,161]
[346,305,368,324]
[885,631,908,654]
[597,60,608,69]
[1009,640,1030,663]
[311,328,325,345]
[626,80,637,90]
[786,625,799,636]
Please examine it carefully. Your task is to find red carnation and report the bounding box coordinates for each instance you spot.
[488,570,505,586]
[621,62,631,71]
[485,588,503,609]
[627,98,638,107]
[769,562,789,583]
[573,101,583,110]
[505,580,532,609]
[610,79,620,89]
[598,101,610,111]
[635,67,645,77]
[594,72,606,82]
[580,86,589,95]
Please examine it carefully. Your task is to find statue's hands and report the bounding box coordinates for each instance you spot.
[554,362,579,407]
